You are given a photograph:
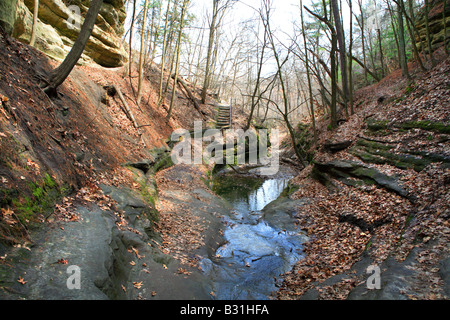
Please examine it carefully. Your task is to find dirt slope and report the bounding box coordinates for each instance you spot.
[0,30,216,247]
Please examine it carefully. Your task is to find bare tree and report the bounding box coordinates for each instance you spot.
[331,0,349,117]
[137,0,149,105]
[246,20,269,129]
[260,0,307,166]
[305,1,338,129]
[424,0,436,66]
[41,0,104,96]
[397,0,410,78]
[167,0,190,120]
[201,0,235,104]
[300,0,317,143]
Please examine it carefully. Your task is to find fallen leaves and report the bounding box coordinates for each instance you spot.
[177,268,191,275]
[133,281,143,289]
[278,57,450,300]
[1,207,17,226]
[17,276,27,285]
[128,247,144,260]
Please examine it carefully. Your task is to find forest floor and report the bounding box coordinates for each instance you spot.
[277,49,449,300]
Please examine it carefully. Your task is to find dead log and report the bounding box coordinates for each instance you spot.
[113,84,147,148]
[323,140,353,153]
[350,55,380,82]
[170,74,207,117]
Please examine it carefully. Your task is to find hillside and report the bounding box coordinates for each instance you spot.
[277,47,450,300]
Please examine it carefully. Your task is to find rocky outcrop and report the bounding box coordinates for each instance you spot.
[416,0,450,52]
[12,0,128,67]
[0,0,18,35]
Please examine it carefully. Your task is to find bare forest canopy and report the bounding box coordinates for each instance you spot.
[120,0,449,140]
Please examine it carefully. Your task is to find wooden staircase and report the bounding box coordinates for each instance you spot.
[216,104,232,130]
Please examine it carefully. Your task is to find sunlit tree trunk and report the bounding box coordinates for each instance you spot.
[136,0,149,105]
[42,0,103,96]
[29,0,39,47]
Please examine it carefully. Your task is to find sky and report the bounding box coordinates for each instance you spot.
[188,0,356,44]
[191,0,304,34]
[125,0,360,51]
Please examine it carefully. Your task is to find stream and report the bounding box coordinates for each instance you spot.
[200,171,308,300]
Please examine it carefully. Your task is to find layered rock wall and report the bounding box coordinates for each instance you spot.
[11,0,128,67]
[416,0,450,52]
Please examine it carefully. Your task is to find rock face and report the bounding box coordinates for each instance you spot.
[0,0,18,35]
[416,0,450,52]
[12,0,128,67]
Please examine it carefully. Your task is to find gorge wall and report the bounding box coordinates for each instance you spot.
[416,0,450,52]
[1,0,128,67]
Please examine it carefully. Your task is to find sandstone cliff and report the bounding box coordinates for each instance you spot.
[7,0,128,67]
[416,0,450,52]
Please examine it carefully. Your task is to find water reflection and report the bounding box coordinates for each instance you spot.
[205,175,306,300]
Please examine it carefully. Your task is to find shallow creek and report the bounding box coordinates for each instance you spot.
[200,171,307,300]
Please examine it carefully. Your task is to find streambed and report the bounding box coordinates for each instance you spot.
[201,169,308,300]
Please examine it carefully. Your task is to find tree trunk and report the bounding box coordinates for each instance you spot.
[445,0,449,55]
[128,0,137,77]
[300,0,317,143]
[29,0,39,47]
[357,0,368,85]
[347,0,354,115]
[201,0,219,104]
[377,29,385,78]
[167,0,189,121]
[42,0,104,95]
[424,0,436,66]
[136,0,149,105]
[399,0,426,71]
[157,0,172,108]
[246,24,267,129]
[397,0,410,79]
[331,0,349,117]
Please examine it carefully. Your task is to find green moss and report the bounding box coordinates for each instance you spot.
[12,174,65,225]
[152,153,174,173]
[355,140,394,151]
[212,174,265,196]
[294,124,315,163]
[404,83,416,95]
[399,121,450,134]
[350,144,429,172]
[366,119,389,132]
[280,183,300,198]
[366,119,450,134]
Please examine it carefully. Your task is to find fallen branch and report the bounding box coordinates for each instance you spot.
[170,75,207,118]
[350,55,380,82]
[113,84,147,148]
[281,157,304,168]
